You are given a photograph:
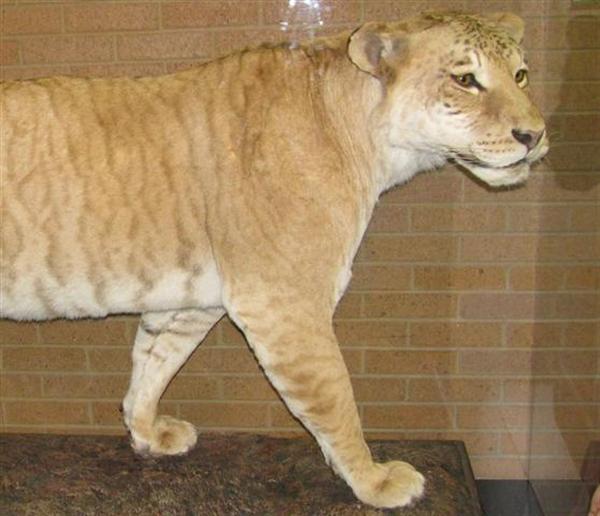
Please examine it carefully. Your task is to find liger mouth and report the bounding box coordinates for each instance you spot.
[451,152,527,171]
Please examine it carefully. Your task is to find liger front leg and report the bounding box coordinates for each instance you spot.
[228,299,425,509]
[123,307,224,456]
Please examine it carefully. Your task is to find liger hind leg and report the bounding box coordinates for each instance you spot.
[230,301,425,509]
[123,307,224,456]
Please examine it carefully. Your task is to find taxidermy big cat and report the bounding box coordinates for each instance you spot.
[0,12,547,508]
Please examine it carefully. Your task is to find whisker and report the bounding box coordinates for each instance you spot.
[546,130,561,142]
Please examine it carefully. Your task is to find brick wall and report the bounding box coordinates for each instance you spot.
[1,0,598,480]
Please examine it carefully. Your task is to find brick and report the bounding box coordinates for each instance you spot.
[500,431,600,460]
[364,293,457,318]
[532,350,599,375]
[471,457,527,480]
[39,319,129,347]
[341,349,363,374]
[334,293,362,318]
[463,174,600,203]
[53,427,126,437]
[0,320,37,345]
[93,401,172,427]
[92,401,124,426]
[263,0,362,25]
[535,405,598,430]
[162,375,221,401]
[182,347,261,374]
[349,265,411,291]
[70,62,165,78]
[65,3,159,33]
[509,266,564,291]
[464,0,556,16]
[364,350,457,375]
[537,82,600,114]
[545,143,600,171]
[461,235,538,262]
[565,266,600,290]
[365,0,464,19]
[1,64,70,80]
[410,321,502,348]
[463,291,598,320]
[507,205,572,232]
[460,293,536,319]
[180,402,269,428]
[382,169,463,204]
[560,113,600,140]
[4,400,89,425]
[542,17,600,50]
[551,293,600,320]
[22,35,114,64]
[4,347,87,372]
[333,320,408,347]
[529,458,588,480]
[162,1,259,29]
[363,404,453,430]
[219,319,247,347]
[506,322,563,348]
[352,377,407,402]
[269,404,303,428]
[368,205,410,233]
[88,348,131,373]
[457,405,531,430]
[42,374,128,399]
[0,373,42,398]
[447,432,500,456]
[411,205,506,232]
[356,235,458,263]
[165,59,212,74]
[499,431,529,456]
[413,266,506,291]
[0,39,19,65]
[1,5,62,35]
[564,322,599,347]
[211,28,283,58]
[571,205,600,232]
[546,0,580,15]
[503,378,596,403]
[408,378,501,402]
[460,350,533,376]
[117,32,212,60]
[221,375,279,401]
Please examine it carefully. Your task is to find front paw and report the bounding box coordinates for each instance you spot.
[130,415,198,457]
[352,460,425,509]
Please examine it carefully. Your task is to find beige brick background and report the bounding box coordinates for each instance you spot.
[1,0,598,480]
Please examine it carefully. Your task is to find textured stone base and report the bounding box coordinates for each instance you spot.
[0,433,482,515]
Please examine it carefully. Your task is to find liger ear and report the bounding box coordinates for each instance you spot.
[483,12,525,44]
[347,22,409,79]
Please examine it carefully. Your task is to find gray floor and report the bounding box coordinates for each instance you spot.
[477,480,595,516]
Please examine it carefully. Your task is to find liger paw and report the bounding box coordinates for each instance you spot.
[353,460,425,509]
[130,415,198,457]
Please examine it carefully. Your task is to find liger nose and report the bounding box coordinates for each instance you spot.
[512,128,545,151]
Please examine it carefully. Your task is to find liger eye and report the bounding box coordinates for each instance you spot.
[515,69,529,87]
[452,73,480,89]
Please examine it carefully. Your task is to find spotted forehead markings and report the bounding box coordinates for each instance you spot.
[448,19,521,62]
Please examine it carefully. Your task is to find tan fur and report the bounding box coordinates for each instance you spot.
[0,12,547,508]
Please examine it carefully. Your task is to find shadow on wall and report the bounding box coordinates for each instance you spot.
[530,10,600,516]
